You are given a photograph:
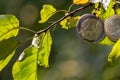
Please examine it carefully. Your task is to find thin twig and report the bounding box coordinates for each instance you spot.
[19,27,37,34]
[56,10,68,13]
[37,3,93,35]
[68,3,74,12]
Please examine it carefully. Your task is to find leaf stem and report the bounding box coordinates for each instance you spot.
[56,10,68,13]
[68,4,74,12]
[19,27,37,34]
[37,3,93,35]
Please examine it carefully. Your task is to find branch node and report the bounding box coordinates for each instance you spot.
[37,3,94,35]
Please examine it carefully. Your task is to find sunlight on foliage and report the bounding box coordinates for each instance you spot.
[31,34,41,48]
[89,0,101,3]
[60,16,80,29]
[12,46,38,80]
[1,0,120,80]
[38,30,52,67]
[90,0,110,10]
[0,15,19,42]
[0,38,19,71]
[99,37,114,45]
[102,0,111,10]
[101,0,115,20]
[108,39,120,63]
[39,4,56,23]
[12,30,52,80]
[117,9,120,15]
[73,0,89,4]
[92,3,105,17]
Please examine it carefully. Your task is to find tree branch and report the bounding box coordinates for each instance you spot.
[37,3,93,35]
[115,1,120,4]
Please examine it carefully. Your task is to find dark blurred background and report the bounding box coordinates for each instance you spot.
[0,0,120,80]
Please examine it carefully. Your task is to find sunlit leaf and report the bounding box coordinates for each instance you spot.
[39,4,56,23]
[0,15,19,41]
[60,16,80,29]
[12,46,38,80]
[31,34,40,48]
[38,30,52,67]
[0,37,19,71]
[13,30,52,80]
[73,0,89,4]
[60,17,68,29]
[117,9,120,15]
[102,0,110,10]
[92,2,105,17]
[99,37,114,45]
[91,0,111,10]
[101,0,115,20]
[108,39,120,63]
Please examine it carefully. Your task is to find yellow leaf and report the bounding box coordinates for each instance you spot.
[73,0,89,4]
[99,37,114,45]
[60,16,80,29]
[108,39,120,63]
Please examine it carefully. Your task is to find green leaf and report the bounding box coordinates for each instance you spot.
[92,3,105,17]
[39,4,56,23]
[38,30,52,67]
[12,30,53,80]
[116,9,120,15]
[108,39,120,63]
[0,37,19,71]
[0,15,19,41]
[99,37,114,45]
[60,16,80,29]
[90,0,110,10]
[12,46,38,80]
[101,0,115,20]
